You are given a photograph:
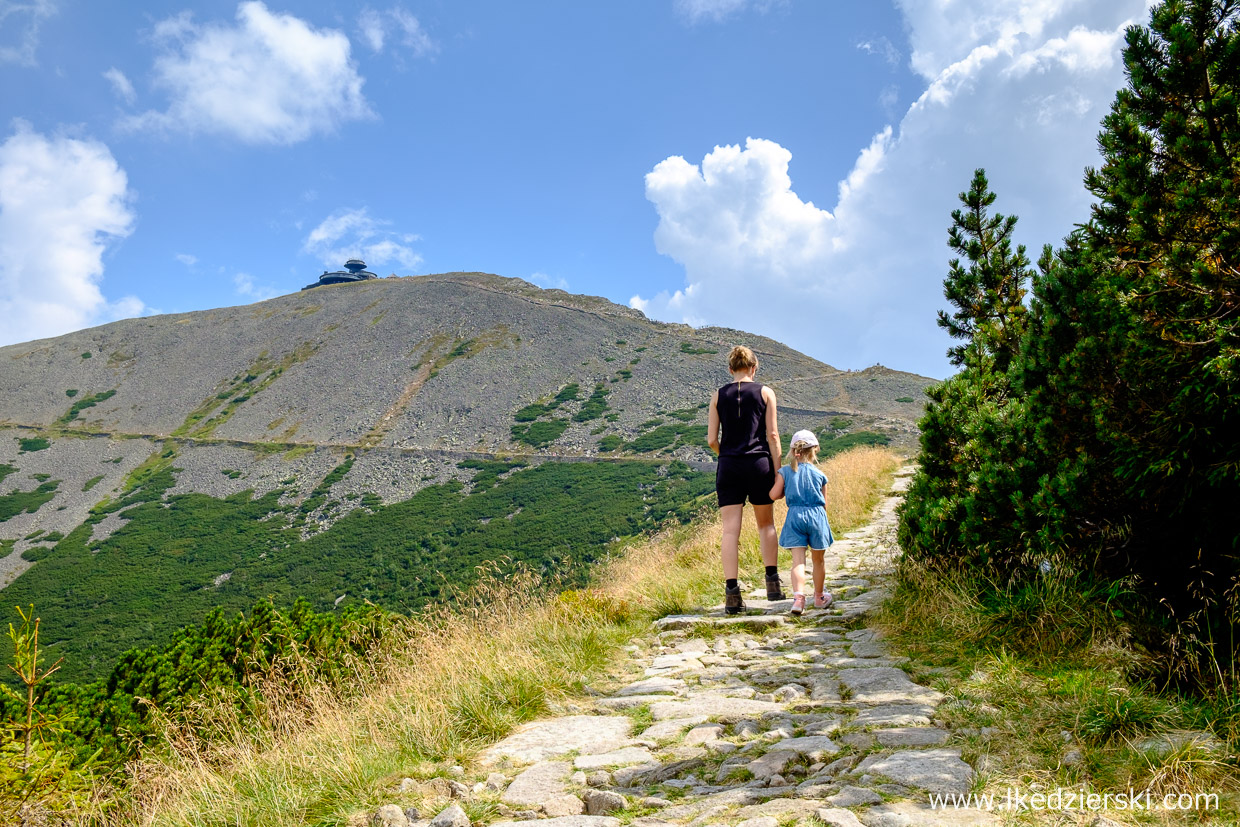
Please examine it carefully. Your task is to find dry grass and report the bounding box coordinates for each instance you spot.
[103,447,902,826]
[599,446,903,615]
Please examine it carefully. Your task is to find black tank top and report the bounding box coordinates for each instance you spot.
[718,381,769,457]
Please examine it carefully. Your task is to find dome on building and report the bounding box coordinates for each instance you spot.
[302,259,379,290]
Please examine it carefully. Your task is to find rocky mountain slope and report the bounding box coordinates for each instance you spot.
[0,273,935,676]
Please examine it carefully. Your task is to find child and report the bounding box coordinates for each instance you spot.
[769,429,834,616]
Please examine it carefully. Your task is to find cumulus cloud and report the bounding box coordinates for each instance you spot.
[175,252,197,267]
[633,1,1153,377]
[122,1,372,144]
[233,271,281,300]
[358,6,436,58]
[303,208,421,271]
[103,67,136,105]
[0,122,143,347]
[0,0,56,65]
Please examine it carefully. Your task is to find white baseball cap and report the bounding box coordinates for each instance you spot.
[790,429,819,448]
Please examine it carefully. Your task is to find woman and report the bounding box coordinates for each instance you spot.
[707,345,782,614]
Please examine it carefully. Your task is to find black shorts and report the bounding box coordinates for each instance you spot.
[716,454,775,507]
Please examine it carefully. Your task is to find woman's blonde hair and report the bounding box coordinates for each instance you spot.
[788,439,818,472]
[728,345,757,374]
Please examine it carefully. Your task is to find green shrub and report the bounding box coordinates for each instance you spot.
[680,342,718,355]
[572,384,611,422]
[895,396,914,403]
[64,389,77,398]
[511,419,568,448]
[17,437,49,453]
[56,389,116,426]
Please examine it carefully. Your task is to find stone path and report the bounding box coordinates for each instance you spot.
[374,467,1006,827]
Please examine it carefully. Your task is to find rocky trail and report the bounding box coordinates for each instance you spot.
[369,467,1010,827]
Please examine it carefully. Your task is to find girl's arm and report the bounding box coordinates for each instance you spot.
[770,472,785,501]
[762,385,781,466]
[707,390,721,454]
[821,481,829,514]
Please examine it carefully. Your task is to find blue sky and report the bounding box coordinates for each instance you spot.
[1,0,1154,377]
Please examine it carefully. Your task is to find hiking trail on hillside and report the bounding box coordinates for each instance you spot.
[366,466,1017,827]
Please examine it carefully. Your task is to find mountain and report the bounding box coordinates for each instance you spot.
[0,273,936,678]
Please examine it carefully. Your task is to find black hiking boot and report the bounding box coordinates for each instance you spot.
[725,584,745,615]
[765,573,785,601]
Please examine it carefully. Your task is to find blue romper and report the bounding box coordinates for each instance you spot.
[777,463,834,550]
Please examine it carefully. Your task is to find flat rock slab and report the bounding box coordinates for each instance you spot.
[768,735,842,758]
[851,705,935,728]
[859,801,1000,826]
[573,747,656,769]
[597,695,671,710]
[481,716,634,764]
[615,676,684,697]
[837,668,944,706]
[734,797,822,821]
[502,761,571,806]
[856,749,973,795]
[649,695,784,722]
[639,717,708,740]
[875,727,950,747]
[849,641,887,658]
[817,808,866,827]
[826,785,882,807]
[493,818,622,827]
[655,615,787,631]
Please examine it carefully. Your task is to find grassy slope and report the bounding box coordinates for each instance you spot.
[110,447,903,827]
[5,460,713,682]
[880,560,1240,822]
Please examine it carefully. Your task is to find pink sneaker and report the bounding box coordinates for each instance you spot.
[790,594,805,616]
[814,592,833,609]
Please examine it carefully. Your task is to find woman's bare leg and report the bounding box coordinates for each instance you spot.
[752,503,778,568]
[720,504,744,580]
[789,546,807,594]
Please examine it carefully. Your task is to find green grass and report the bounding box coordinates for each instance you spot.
[0,464,16,485]
[881,558,1240,815]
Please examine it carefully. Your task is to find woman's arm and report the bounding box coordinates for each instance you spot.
[707,390,721,454]
[762,386,781,466]
[770,472,785,501]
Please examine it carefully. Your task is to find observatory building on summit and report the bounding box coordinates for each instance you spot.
[303,259,378,290]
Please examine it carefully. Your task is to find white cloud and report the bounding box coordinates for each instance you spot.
[175,252,197,267]
[530,271,568,290]
[103,67,136,105]
[674,0,782,24]
[122,1,372,145]
[233,271,281,300]
[634,1,1152,378]
[0,122,143,347]
[857,36,901,67]
[0,0,56,65]
[303,207,421,271]
[358,6,436,58]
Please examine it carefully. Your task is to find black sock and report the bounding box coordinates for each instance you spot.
[765,565,778,579]
[726,579,738,591]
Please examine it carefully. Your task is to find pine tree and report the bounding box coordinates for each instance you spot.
[938,169,1033,373]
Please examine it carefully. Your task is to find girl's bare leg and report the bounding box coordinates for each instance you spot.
[752,503,778,567]
[789,547,807,594]
[720,504,744,580]
[811,548,826,597]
